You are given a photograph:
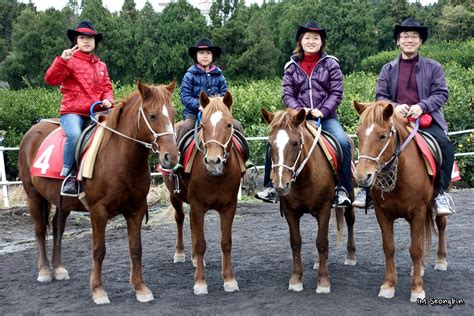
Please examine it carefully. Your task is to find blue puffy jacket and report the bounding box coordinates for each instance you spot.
[180,64,228,119]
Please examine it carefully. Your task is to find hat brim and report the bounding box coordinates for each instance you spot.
[296,26,327,41]
[67,29,103,45]
[188,46,222,61]
[394,25,428,42]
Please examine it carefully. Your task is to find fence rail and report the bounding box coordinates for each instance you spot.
[2,129,473,208]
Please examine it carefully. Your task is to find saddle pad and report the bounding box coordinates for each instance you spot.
[31,127,65,179]
[305,122,338,172]
[413,132,437,181]
[78,126,105,180]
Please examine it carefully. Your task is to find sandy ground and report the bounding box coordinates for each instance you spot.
[0,189,473,315]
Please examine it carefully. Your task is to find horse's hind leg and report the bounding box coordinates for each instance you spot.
[171,195,186,263]
[219,204,239,293]
[125,202,154,303]
[27,193,52,282]
[344,206,357,266]
[51,206,71,280]
[409,213,426,302]
[434,214,448,270]
[315,207,331,294]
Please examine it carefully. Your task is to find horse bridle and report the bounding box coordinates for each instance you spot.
[271,122,321,182]
[90,101,176,154]
[201,124,235,163]
[357,123,398,173]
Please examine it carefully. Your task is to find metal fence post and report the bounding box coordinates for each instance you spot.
[0,146,9,208]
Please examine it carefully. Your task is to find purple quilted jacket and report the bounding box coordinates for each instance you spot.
[282,53,343,118]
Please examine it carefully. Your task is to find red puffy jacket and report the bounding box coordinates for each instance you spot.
[45,51,114,116]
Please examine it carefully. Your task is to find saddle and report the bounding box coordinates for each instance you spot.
[305,120,342,173]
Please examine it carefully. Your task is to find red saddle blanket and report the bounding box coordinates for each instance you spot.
[31,126,98,179]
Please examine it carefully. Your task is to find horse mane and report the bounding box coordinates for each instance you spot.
[359,100,408,127]
[202,96,232,117]
[269,110,294,129]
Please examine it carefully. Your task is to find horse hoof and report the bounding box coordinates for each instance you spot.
[173,253,185,263]
[313,262,319,270]
[224,279,239,292]
[410,290,425,303]
[316,284,331,294]
[194,283,208,295]
[410,266,425,277]
[37,268,52,282]
[288,282,303,292]
[93,294,111,305]
[54,267,70,280]
[378,285,395,298]
[136,291,154,303]
[344,258,357,266]
[434,260,448,271]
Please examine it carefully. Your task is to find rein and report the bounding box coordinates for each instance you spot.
[89,101,175,154]
[271,119,322,182]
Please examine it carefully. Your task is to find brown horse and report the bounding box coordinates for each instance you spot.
[18,81,179,304]
[353,100,447,302]
[163,92,242,295]
[261,108,357,293]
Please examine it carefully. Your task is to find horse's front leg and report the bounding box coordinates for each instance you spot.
[89,206,110,305]
[435,214,448,270]
[219,203,239,293]
[344,206,357,266]
[125,202,154,303]
[315,206,331,293]
[51,206,71,280]
[190,205,208,295]
[375,209,397,298]
[171,195,186,263]
[409,212,426,302]
[283,201,304,292]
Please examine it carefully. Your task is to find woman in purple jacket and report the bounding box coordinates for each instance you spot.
[256,21,353,207]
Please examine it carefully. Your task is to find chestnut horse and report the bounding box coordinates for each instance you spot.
[163,92,242,295]
[261,108,357,293]
[18,81,179,304]
[353,100,447,302]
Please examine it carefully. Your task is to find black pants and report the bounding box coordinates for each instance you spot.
[421,121,455,194]
[263,143,272,188]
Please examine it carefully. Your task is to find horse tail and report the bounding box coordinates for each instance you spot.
[334,207,344,247]
[425,205,435,257]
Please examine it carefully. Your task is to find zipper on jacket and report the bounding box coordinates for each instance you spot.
[292,55,328,110]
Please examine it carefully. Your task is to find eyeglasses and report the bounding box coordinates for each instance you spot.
[399,34,420,40]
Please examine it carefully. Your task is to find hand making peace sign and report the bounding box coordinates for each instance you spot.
[61,45,79,61]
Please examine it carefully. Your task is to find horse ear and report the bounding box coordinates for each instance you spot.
[383,103,394,120]
[353,101,368,116]
[223,91,233,110]
[200,92,210,108]
[137,80,152,100]
[293,109,306,126]
[165,80,177,94]
[261,108,274,124]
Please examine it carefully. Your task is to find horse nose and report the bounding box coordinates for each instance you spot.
[204,155,209,165]
[357,172,375,187]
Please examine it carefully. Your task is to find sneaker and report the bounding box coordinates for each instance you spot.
[61,175,79,197]
[352,189,368,208]
[435,192,455,216]
[255,187,278,203]
[333,186,351,208]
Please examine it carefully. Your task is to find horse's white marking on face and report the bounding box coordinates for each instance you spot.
[275,129,289,187]
[365,123,375,137]
[210,111,223,136]
[162,105,173,133]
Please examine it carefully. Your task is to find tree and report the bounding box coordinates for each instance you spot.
[439,4,474,40]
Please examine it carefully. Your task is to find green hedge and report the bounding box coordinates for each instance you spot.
[1,64,472,186]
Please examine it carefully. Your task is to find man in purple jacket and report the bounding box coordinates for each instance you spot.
[353,18,455,216]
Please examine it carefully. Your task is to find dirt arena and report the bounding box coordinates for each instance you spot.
[1,189,472,315]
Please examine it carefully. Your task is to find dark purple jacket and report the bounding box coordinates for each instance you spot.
[282,53,343,118]
[376,55,449,132]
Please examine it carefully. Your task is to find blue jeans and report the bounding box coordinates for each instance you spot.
[321,117,353,193]
[60,114,88,176]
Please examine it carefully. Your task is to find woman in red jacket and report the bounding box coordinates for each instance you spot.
[45,21,114,196]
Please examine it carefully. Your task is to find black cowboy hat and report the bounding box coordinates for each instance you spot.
[394,18,428,43]
[295,21,327,41]
[188,38,222,62]
[67,21,103,45]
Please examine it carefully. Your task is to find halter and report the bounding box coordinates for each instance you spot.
[271,119,322,182]
[358,123,397,173]
[202,124,235,163]
[89,101,176,154]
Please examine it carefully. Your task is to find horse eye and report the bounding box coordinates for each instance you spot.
[380,134,387,140]
[150,114,157,120]
[227,123,232,129]
[292,141,299,147]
